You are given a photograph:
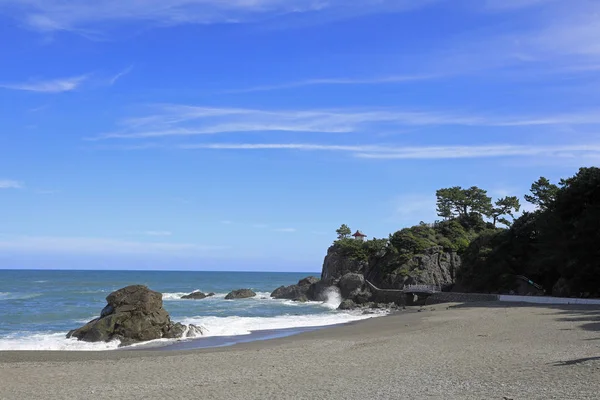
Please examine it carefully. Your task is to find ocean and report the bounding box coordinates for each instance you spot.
[0,270,381,351]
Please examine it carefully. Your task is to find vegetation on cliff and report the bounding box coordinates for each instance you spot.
[458,167,600,297]
[331,167,600,297]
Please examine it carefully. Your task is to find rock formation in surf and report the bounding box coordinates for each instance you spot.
[181,291,215,300]
[67,285,203,346]
[270,276,319,302]
[225,289,256,299]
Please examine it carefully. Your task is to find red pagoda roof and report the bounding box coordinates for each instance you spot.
[352,230,367,237]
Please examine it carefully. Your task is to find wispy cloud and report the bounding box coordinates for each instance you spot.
[221,220,234,225]
[108,65,134,86]
[274,228,297,233]
[483,0,560,11]
[0,0,434,35]
[141,230,173,236]
[0,180,23,189]
[0,235,227,255]
[90,105,600,140]
[180,142,600,160]
[225,74,439,93]
[0,75,88,93]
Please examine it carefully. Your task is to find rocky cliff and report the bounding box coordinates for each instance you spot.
[321,243,461,290]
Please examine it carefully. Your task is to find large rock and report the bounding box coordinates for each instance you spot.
[321,244,368,283]
[338,273,365,298]
[181,291,214,300]
[271,276,320,301]
[306,280,333,302]
[225,289,256,300]
[67,285,203,346]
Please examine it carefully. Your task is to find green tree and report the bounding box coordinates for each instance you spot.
[524,177,559,211]
[336,224,351,240]
[436,186,492,219]
[491,196,521,227]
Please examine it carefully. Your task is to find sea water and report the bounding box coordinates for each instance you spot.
[0,270,381,351]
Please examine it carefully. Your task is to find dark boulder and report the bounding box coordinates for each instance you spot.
[298,276,319,286]
[271,285,306,300]
[181,291,208,300]
[349,289,372,304]
[66,285,203,346]
[339,273,365,298]
[306,280,334,302]
[271,276,320,301]
[225,289,257,300]
[338,299,356,310]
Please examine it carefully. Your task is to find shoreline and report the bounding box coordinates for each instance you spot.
[2,302,599,399]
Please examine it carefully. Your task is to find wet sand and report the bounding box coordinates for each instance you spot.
[1,302,599,399]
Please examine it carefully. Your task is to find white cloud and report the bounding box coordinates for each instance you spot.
[108,65,134,86]
[0,75,88,93]
[483,0,559,11]
[220,220,234,225]
[179,142,600,160]
[90,105,600,140]
[225,74,439,93]
[141,230,173,236]
[0,0,434,34]
[0,235,227,255]
[274,228,297,233]
[0,180,23,189]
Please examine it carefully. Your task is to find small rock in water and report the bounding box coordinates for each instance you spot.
[181,291,208,300]
[225,289,257,299]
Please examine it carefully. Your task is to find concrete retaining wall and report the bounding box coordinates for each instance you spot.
[425,292,499,305]
[498,294,600,305]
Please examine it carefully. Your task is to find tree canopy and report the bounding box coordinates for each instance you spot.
[490,196,521,227]
[336,224,351,240]
[524,177,559,211]
[436,186,493,220]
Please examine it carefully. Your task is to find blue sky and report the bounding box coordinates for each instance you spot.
[1,0,599,271]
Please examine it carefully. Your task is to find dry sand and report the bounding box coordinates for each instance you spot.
[1,302,599,400]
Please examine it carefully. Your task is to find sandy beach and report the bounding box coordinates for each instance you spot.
[1,302,599,400]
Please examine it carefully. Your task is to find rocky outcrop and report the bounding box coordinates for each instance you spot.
[368,246,460,290]
[322,244,460,291]
[271,276,319,302]
[67,285,203,346]
[225,289,256,300]
[181,291,215,300]
[318,242,462,309]
[306,280,332,302]
[338,273,365,298]
[321,244,368,283]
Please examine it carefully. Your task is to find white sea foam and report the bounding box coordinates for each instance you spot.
[179,311,382,338]
[0,332,122,351]
[162,292,196,300]
[0,311,386,351]
[162,291,228,300]
[322,287,342,310]
[0,292,42,301]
